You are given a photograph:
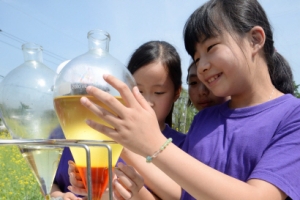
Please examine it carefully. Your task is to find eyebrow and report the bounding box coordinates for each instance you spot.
[187,74,198,81]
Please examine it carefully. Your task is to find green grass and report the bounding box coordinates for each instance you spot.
[0,131,44,199]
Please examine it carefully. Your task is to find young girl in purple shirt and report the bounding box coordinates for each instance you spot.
[77,0,300,199]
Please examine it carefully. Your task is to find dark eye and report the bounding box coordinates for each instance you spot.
[155,92,165,95]
[188,81,197,86]
[207,44,217,52]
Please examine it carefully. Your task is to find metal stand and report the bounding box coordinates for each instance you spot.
[0,139,115,200]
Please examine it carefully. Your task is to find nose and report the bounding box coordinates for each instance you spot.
[198,83,209,96]
[197,58,210,73]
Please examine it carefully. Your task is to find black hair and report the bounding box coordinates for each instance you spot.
[186,61,195,107]
[183,0,294,95]
[127,41,182,127]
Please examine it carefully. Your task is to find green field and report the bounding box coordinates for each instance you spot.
[0,130,44,199]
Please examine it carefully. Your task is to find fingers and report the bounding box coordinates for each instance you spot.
[80,96,123,130]
[69,172,85,188]
[84,84,127,119]
[68,161,85,190]
[102,74,138,108]
[113,179,132,200]
[132,86,153,112]
[68,161,79,174]
[63,192,82,200]
[85,119,124,143]
[116,163,144,192]
[113,163,144,199]
[67,185,88,197]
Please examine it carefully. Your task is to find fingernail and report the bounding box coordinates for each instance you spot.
[86,119,91,125]
[80,97,87,103]
[133,86,140,93]
[117,162,124,168]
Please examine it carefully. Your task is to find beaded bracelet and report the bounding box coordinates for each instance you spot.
[146,138,172,163]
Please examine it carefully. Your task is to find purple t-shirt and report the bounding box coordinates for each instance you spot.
[53,147,75,193]
[162,124,186,148]
[180,94,300,200]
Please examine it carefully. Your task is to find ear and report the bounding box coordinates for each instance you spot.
[174,86,182,102]
[249,26,266,56]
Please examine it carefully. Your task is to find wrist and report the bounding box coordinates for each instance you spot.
[146,138,172,163]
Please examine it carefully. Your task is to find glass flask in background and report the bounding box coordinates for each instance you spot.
[0,43,62,200]
[53,29,136,200]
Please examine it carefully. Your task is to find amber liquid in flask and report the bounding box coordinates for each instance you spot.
[54,95,123,199]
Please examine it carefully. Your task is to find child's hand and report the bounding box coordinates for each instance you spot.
[68,160,87,196]
[112,162,144,199]
[51,182,84,200]
[68,160,144,199]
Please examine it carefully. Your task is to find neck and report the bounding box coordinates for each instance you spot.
[229,55,284,108]
[159,122,166,132]
[229,84,282,109]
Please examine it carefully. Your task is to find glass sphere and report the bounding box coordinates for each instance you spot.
[52,29,136,157]
[53,29,136,98]
[0,43,59,139]
[52,29,136,199]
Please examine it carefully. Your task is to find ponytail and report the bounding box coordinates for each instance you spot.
[267,51,295,95]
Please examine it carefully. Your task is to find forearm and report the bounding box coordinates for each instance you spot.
[121,148,181,200]
[131,186,161,200]
[151,143,285,200]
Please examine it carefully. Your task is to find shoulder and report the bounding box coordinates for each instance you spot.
[162,124,185,137]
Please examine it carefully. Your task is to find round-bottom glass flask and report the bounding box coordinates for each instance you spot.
[53,29,136,199]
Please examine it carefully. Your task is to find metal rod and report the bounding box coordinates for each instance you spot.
[0,139,116,200]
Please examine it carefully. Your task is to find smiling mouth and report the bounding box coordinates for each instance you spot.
[207,73,222,84]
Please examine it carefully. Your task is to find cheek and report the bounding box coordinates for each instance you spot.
[188,88,197,101]
[155,96,174,118]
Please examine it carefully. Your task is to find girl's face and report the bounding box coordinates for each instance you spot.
[193,32,251,98]
[133,61,180,130]
[188,64,229,111]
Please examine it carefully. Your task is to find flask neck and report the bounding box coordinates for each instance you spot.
[87,30,110,52]
[22,43,43,62]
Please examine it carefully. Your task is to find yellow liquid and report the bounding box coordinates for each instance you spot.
[20,146,62,197]
[54,95,123,167]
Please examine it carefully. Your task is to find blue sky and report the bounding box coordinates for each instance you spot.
[0,0,300,89]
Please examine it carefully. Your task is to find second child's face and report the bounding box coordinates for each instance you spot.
[188,64,229,111]
[133,61,179,130]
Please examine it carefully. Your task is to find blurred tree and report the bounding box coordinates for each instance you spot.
[172,88,197,133]
[294,81,300,98]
